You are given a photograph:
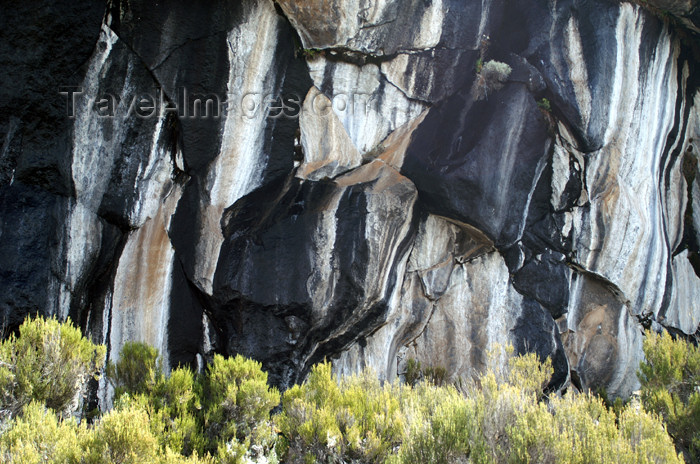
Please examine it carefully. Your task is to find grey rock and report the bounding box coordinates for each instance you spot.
[296,87,363,180]
[212,160,417,386]
[560,272,644,398]
[2,0,700,400]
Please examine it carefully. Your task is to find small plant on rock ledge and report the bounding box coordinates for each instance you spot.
[537,97,552,113]
[472,60,512,101]
[301,48,322,60]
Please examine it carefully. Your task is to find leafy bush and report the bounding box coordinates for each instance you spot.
[105,342,206,456]
[0,317,686,464]
[391,350,682,464]
[473,60,512,100]
[278,361,405,464]
[537,97,552,112]
[388,384,474,464]
[106,341,163,399]
[0,316,106,419]
[201,354,280,462]
[638,330,700,461]
[82,396,162,464]
[156,367,206,455]
[83,395,212,464]
[0,401,85,464]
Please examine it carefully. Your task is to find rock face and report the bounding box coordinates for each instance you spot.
[1,0,699,400]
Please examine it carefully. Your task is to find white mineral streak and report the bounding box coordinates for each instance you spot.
[344,0,444,52]
[408,252,521,380]
[108,184,183,376]
[333,161,417,307]
[516,152,549,243]
[129,116,172,227]
[414,0,445,50]
[315,161,416,374]
[477,0,491,43]
[550,123,587,213]
[497,89,549,242]
[335,215,518,382]
[99,180,183,409]
[307,59,426,154]
[307,191,343,320]
[409,215,458,272]
[551,143,572,212]
[564,17,592,131]
[666,250,700,334]
[296,87,363,180]
[193,0,281,294]
[611,304,645,396]
[661,60,691,253]
[59,25,120,319]
[379,54,431,101]
[572,4,682,318]
[65,24,183,408]
[334,214,457,380]
[107,113,183,376]
[347,162,417,310]
[97,293,113,408]
[690,92,700,243]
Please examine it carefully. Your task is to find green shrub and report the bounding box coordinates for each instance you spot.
[537,97,552,112]
[278,361,405,464]
[0,397,213,464]
[0,401,85,464]
[107,344,207,457]
[391,348,682,464]
[106,341,163,400]
[82,396,161,464]
[156,367,206,456]
[0,317,686,464]
[0,316,106,419]
[638,330,700,461]
[473,60,512,100]
[388,384,474,464]
[82,394,212,464]
[201,354,280,461]
[301,48,321,59]
[404,358,422,386]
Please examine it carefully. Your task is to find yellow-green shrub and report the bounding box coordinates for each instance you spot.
[82,396,161,464]
[201,354,280,461]
[390,348,683,464]
[106,341,162,400]
[0,317,686,464]
[0,401,85,464]
[0,398,212,464]
[106,343,208,457]
[638,330,700,461]
[389,384,474,464]
[278,361,405,464]
[0,316,105,419]
[156,367,206,456]
[82,395,211,464]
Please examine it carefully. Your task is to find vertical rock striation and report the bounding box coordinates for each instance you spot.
[1,0,699,401]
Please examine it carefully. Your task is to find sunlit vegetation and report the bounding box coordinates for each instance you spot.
[0,317,689,463]
[638,330,700,462]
